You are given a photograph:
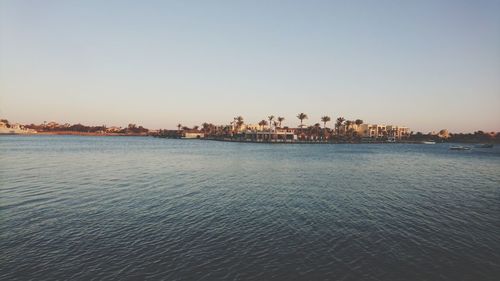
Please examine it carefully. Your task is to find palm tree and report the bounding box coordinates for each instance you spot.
[210,123,216,136]
[345,120,352,129]
[231,116,244,137]
[258,120,268,131]
[335,117,345,136]
[202,122,210,136]
[321,116,331,141]
[216,125,223,136]
[277,116,285,128]
[353,119,363,139]
[177,123,182,138]
[268,115,275,131]
[321,116,331,128]
[232,116,243,140]
[235,116,244,129]
[297,113,308,128]
[345,120,353,137]
[313,123,321,141]
[273,121,280,141]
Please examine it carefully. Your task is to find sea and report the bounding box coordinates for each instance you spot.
[1,135,499,280]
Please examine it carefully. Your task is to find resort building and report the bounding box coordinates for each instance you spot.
[386,125,410,140]
[183,130,205,139]
[355,124,409,140]
[240,129,296,142]
[437,129,450,139]
[106,126,122,133]
[234,123,268,132]
[0,120,36,134]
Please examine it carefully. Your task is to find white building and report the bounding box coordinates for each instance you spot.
[0,120,37,134]
[183,130,205,139]
[355,124,409,140]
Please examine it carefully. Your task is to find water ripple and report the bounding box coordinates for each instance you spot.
[1,136,499,280]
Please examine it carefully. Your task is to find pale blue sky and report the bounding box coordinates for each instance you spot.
[1,0,499,132]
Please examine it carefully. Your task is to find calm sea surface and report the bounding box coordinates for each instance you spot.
[1,135,499,280]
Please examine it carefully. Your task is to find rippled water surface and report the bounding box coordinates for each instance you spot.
[1,135,500,280]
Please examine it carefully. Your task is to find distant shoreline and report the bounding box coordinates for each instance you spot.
[200,138,452,145]
[2,132,497,145]
[0,131,148,137]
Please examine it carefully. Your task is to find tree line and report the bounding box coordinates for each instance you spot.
[22,122,149,134]
[157,113,366,141]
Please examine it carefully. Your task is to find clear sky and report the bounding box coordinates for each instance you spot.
[1,0,499,132]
